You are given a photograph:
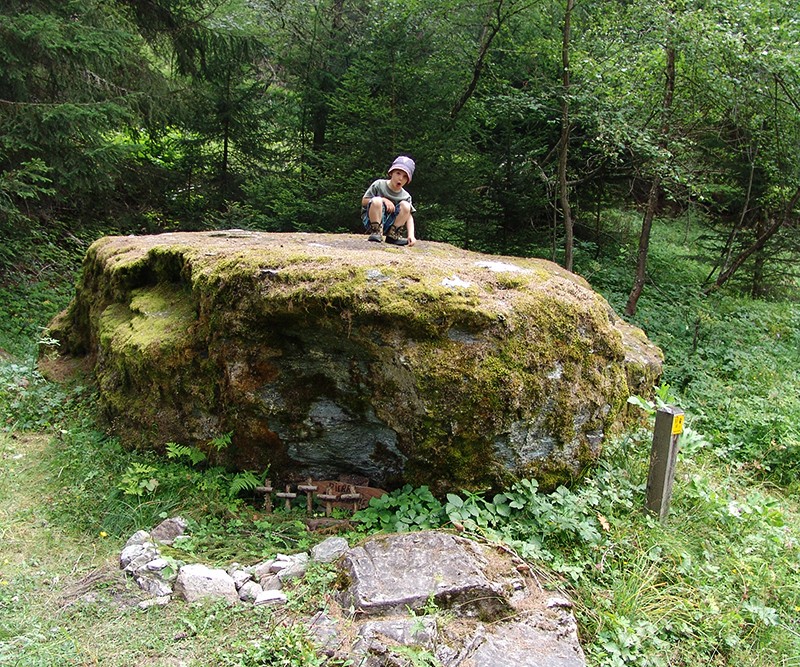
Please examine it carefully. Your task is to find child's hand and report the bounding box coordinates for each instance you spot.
[383,198,395,213]
[407,235,417,247]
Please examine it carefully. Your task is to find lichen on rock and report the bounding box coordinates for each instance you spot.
[42,231,662,492]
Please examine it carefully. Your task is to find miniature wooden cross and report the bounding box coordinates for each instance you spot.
[275,484,297,511]
[254,479,273,513]
[297,478,319,513]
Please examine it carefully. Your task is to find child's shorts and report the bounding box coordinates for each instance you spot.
[362,204,398,234]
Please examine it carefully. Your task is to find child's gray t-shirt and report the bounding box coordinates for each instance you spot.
[362,179,416,212]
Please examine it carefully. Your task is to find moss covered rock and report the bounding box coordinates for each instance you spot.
[43,231,662,493]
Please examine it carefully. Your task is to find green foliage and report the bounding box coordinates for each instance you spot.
[116,441,264,511]
[0,363,73,431]
[166,441,209,466]
[626,383,680,416]
[168,514,315,565]
[353,485,446,533]
[584,215,800,486]
[221,622,324,667]
[118,462,160,496]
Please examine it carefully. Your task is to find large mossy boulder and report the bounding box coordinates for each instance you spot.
[43,231,662,492]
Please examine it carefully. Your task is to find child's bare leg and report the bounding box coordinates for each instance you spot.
[390,202,416,246]
[368,197,384,224]
[367,197,385,241]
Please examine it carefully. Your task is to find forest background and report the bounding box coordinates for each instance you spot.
[3,0,800,300]
[1,1,800,666]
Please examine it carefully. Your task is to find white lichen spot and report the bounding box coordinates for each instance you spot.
[474,260,530,273]
[547,362,563,380]
[442,276,472,289]
[367,269,389,283]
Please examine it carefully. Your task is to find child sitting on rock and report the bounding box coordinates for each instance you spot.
[361,155,417,246]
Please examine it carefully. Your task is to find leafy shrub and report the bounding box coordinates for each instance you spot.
[353,484,446,532]
[222,622,324,667]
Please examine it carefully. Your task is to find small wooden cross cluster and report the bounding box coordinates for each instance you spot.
[254,478,363,516]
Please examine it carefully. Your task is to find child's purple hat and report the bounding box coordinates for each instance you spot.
[388,155,415,183]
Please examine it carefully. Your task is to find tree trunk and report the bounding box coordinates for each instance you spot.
[558,0,575,272]
[450,2,503,120]
[750,217,766,297]
[706,184,800,294]
[702,145,758,287]
[625,174,660,316]
[625,39,675,316]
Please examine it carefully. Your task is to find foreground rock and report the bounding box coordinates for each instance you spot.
[335,531,585,667]
[43,231,662,491]
[121,522,585,666]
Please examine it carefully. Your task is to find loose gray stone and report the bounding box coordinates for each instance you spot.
[144,558,170,572]
[311,537,349,563]
[277,561,308,582]
[253,560,275,580]
[120,542,159,572]
[150,516,188,545]
[135,572,173,598]
[254,589,288,607]
[173,564,238,604]
[231,569,253,590]
[306,612,341,655]
[260,574,282,590]
[238,580,262,603]
[124,530,151,549]
[338,531,510,619]
[269,552,309,573]
[358,617,438,650]
[138,595,171,610]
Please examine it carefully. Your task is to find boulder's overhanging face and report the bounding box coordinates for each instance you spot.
[43,231,662,492]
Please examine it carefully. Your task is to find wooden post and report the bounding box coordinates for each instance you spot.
[317,491,338,517]
[340,486,362,513]
[297,478,318,514]
[645,406,684,522]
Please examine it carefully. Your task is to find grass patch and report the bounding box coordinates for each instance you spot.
[0,431,337,666]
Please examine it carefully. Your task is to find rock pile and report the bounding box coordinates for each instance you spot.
[119,516,327,609]
[121,519,586,666]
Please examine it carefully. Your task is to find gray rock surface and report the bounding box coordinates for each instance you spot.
[238,580,262,603]
[231,569,252,589]
[357,617,438,651]
[120,542,159,573]
[338,531,586,667]
[338,532,511,619]
[311,536,349,563]
[135,571,173,598]
[468,614,585,667]
[150,516,188,545]
[254,589,288,607]
[173,564,238,604]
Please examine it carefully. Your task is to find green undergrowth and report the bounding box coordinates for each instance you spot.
[577,213,800,490]
[354,426,800,666]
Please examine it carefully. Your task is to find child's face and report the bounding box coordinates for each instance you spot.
[388,169,409,190]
